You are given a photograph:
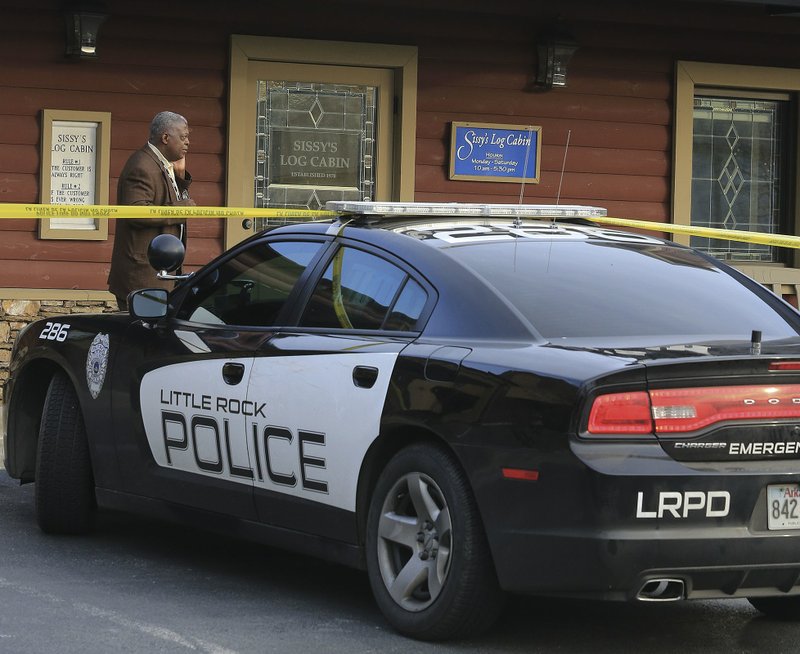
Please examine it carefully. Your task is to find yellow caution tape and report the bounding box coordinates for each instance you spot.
[596,216,800,250]
[0,203,335,220]
[1,202,799,249]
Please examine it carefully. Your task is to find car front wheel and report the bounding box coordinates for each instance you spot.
[365,443,504,640]
[35,371,96,534]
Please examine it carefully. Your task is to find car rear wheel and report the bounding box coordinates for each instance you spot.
[365,443,504,640]
[748,596,800,619]
[35,371,96,534]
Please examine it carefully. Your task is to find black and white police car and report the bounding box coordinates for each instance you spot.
[7,200,800,640]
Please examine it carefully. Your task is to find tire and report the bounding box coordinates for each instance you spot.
[748,596,800,620]
[365,443,504,640]
[35,371,96,534]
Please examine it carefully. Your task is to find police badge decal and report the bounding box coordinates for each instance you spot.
[86,333,110,399]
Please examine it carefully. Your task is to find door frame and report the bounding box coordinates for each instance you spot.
[226,35,418,248]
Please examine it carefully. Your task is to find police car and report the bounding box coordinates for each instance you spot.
[6,201,800,640]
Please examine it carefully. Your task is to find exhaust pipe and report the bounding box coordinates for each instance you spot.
[636,578,685,602]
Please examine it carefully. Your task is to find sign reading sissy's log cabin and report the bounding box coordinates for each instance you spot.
[449,122,541,183]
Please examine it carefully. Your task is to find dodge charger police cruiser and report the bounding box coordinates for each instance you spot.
[7,201,800,641]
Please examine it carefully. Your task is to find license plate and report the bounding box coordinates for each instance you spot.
[767,484,800,529]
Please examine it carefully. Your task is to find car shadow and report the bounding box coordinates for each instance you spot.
[93,510,783,653]
[0,474,790,653]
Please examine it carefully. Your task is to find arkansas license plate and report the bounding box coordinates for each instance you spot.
[768,484,800,530]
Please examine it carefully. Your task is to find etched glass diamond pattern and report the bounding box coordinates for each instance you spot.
[309,98,325,127]
[690,96,785,262]
[253,79,378,229]
[718,156,745,228]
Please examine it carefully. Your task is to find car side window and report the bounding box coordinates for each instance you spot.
[177,240,324,326]
[384,278,428,331]
[299,246,426,331]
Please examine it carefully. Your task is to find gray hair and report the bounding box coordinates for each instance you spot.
[148,111,188,141]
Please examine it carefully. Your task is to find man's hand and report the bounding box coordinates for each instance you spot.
[173,156,187,179]
[172,156,194,204]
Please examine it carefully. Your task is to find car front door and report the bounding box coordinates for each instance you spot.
[111,236,329,519]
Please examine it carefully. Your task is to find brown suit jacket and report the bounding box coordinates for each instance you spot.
[107,145,192,301]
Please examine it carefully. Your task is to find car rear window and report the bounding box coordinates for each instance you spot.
[447,239,800,341]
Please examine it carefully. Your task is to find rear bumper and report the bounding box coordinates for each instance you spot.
[462,440,800,601]
[491,526,800,601]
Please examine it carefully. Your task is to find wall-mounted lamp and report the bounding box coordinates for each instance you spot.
[535,35,578,89]
[65,8,107,58]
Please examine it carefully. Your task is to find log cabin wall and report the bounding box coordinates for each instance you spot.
[1,0,800,397]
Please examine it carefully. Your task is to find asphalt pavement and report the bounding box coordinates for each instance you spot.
[3,468,800,652]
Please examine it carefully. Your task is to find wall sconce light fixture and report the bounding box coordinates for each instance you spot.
[535,35,578,89]
[65,8,107,58]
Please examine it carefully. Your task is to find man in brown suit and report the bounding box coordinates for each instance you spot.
[108,111,196,310]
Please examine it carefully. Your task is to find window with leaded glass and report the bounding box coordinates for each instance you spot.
[690,94,793,262]
[254,80,377,230]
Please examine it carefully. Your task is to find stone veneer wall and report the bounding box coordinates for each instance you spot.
[0,298,118,403]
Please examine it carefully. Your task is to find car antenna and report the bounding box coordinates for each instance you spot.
[543,129,571,275]
[515,126,536,227]
[751,329,762,356]
[553,129,572,226]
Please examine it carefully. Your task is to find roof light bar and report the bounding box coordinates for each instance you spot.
[326,201,607,219]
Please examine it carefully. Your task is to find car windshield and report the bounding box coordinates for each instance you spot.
[446,238,800,343]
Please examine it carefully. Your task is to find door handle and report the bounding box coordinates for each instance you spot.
[222,362,245,385]
[353,365,379,389]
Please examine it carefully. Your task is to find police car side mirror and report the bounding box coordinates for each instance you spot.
[129,288,169,319]
[148,234,187,280]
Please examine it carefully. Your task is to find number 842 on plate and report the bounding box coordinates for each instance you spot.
[768,484,800,530]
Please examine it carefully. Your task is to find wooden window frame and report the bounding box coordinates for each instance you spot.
[226,35,418,249]
[673,61,800,282]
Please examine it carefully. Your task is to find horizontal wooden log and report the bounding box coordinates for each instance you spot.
[0,173,37,203]
[418,87,671,125]
[0,219,37,232]
[0,261,198,291]
[0,226,221,255]
[0,88,225,128]
[0,235,110,261]
[0,214,223,238]
[570,19,800,64]
[0,62,225,99]
[0,260,110,289]
[0,145,38,175]
[418,59,671,100]
[0,115,39,146]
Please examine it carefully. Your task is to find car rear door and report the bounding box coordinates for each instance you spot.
[245,242,434,542]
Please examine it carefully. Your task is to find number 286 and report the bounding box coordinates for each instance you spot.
[39,322,70,342]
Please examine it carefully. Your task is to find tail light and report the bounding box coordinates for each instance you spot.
[587,384,800,436]
[587,392,653,434]
[770,361,800,371]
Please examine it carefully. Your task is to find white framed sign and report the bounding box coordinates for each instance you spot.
[39,109,111,240]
